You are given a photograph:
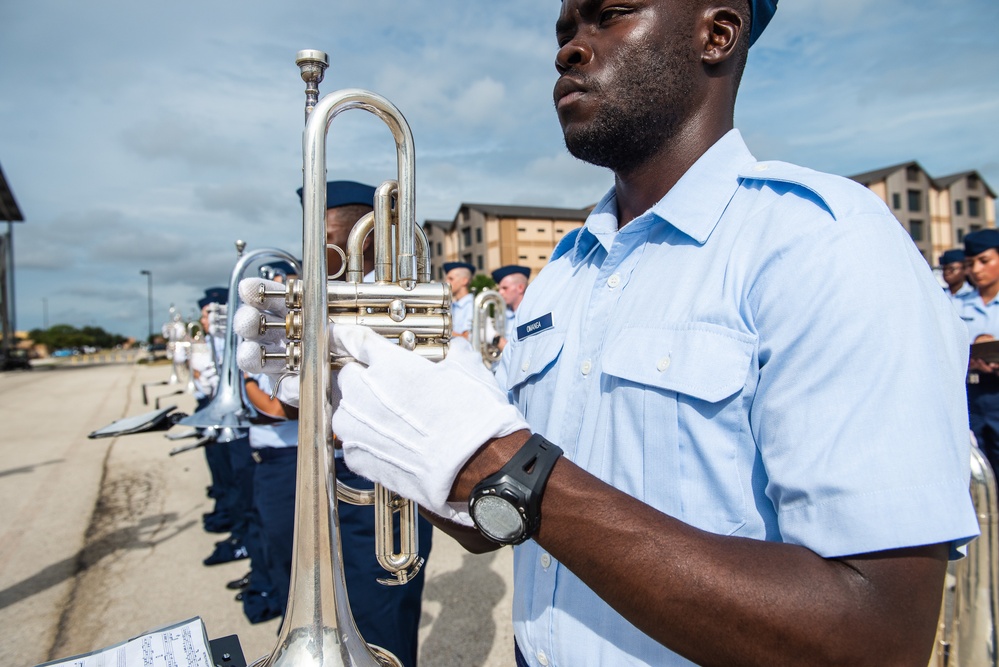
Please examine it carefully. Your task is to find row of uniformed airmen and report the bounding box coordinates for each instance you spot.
[941,229,999,480]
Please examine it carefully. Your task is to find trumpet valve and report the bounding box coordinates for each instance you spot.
[398,330,417,351]
[388,299,406,323]
[261,343,301,372]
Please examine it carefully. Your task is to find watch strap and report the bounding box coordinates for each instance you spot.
[471,433,563,544]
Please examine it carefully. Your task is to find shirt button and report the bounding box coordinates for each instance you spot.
[581,359,592,375]
[657,357,671,372]
[607,274,621,288]
[753,164,769,172]
[540,553,551,568]
[521,360,531,372]
[537,650,549,666]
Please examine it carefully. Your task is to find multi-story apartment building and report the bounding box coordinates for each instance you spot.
[424,203,590,282]
[850,161,996,264]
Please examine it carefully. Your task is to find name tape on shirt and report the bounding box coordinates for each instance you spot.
[517,313,553,341]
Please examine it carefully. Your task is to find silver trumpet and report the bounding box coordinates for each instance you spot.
[931,439,999,667]
[471,289,505,366]
[179,242,301,443]
[245,49,450,667]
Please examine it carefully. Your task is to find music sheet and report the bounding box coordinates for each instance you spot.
[34,617,213,667]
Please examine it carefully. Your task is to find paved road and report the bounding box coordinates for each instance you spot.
[0,362,514,666]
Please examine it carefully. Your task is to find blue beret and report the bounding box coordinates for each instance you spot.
[297,180,376,209]
[198,287,228,309]
[443,261,476,276]
[965,230,999,258]
[259,260,299,279]
[748,0,778,47]
[491,265,531,283]
[938,249,965,266]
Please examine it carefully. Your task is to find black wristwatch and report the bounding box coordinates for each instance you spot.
[469,433,563,545]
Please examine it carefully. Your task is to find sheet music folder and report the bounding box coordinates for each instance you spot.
[33,617,245,667]
[971,340,999,364]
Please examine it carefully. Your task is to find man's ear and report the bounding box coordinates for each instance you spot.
[701,7,744,66]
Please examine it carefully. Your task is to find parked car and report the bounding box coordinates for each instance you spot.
[1,349,32,371]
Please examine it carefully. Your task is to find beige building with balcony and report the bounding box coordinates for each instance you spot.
[423,203,591,282]
[850,161,996,264]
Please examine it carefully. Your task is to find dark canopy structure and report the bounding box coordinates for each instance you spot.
[0,162,25,368]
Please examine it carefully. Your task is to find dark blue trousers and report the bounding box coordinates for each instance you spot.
[335,457,433,667]
[253,446,298,613]
[969,381,999,476]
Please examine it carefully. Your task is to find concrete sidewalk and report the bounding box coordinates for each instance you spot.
[0,362,514,666]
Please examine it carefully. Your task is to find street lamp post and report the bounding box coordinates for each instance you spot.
[139,270,153,344]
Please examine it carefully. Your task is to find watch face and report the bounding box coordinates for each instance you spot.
[472,495,525,542]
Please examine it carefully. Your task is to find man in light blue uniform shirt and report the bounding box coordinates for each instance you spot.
[491,265,530,350]
[322,1,979,665]
[444,261,476,338]
[940,248,975,302]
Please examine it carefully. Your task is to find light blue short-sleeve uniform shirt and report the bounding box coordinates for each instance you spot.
[959,290,999,342]
[504,306,516,341]
[451,292,474,335]
[496,130,978,667]
[949,282,975,303]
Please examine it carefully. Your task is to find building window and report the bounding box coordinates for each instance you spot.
[956,200,964,216]
[461,228,472,247]
[556,228,564,234]
[462,252,473,265]
[517,227,527,233]
[538,227,546,233]
[968,174,980,190]
[907,190,922,212]
[518,255,528,260]
[909,220,924,242]
[436,242,442,255]
[906,165,920,182]
[957,229,965,242]
[971,224,983,233]
[475,228,482,243]
[892,193,901,209]
[477,255,483,270]
[969,197,981,218]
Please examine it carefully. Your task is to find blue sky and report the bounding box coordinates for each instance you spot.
[1,0,996,340]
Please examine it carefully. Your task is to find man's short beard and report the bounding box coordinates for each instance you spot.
[563,43,696,174]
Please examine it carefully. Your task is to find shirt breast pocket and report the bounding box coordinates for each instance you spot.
[601,323,756,536]
[503,329,565,424]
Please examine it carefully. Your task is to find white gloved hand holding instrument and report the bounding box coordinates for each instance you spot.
[234,277,301,407]
[330,324,529,523]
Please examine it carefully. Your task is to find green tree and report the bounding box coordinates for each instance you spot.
[471,274,496,295]
[28,324,128,350]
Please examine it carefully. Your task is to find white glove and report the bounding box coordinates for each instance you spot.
[331,324,528,523]
[234,277,294,379]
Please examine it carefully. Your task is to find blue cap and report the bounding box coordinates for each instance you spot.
[259,260,298,279]
[491,265,531,283]
[297,180,376,209]
[965,230,999,258]
[939,249,965,266]
[198,287,228,309]
[443,261,476,276]
[748,0,778,46]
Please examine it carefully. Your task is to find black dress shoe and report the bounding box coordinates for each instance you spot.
[234,591,244,602]
[203,538,249,566]
[226,573,252,590]
[202,512,234,534]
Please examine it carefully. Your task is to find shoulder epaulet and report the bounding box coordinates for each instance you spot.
[739,161,886,221]
[551,227,582,261]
